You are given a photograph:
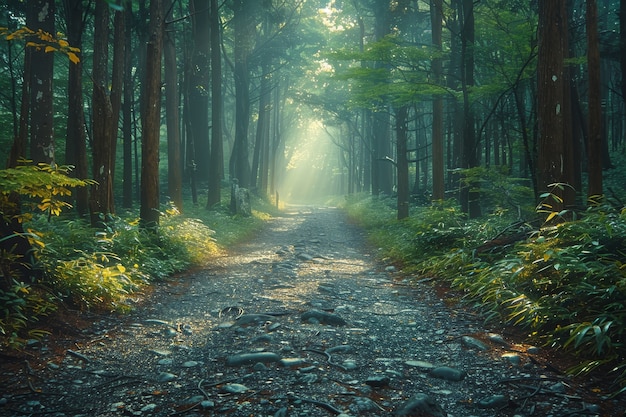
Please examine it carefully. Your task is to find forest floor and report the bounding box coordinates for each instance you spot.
[0,206,624,417]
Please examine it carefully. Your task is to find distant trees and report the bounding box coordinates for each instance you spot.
[0,0,622,227]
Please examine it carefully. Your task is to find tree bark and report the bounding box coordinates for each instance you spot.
[164,16,183,210]
[586,0,603,200]
[188,0,210,181]
[64,0,89,216]
[140,0,163,227]
[431,0,444,201]
[537,0,574,213]
[27,0,55,165]
[396,106,409,220]
[207,0,223,207]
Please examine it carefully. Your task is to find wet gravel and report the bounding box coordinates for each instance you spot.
[0,206,621,416]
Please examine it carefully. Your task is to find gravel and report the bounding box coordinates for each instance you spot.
[0,206,621,416]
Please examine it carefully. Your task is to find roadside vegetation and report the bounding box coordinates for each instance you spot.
[0,163,277,350]
[343,165,626,397]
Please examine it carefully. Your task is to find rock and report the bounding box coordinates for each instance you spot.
[365,375,390,387]
[350,396,380,413]
[326,345,354,354]
[342,359,358,369]
[151,349,172,356]
[140,403,158,412]
[527,346,541,354]
[301,309,347,326]
[158,358,173,365]
[280,357,306,367]
[502,353,521,366]
[395,393,446,417]
[429,366,466,381]
[236,314,276,325]
[226,352,281,366]
[200,400,215,409]
[487,333,511,347]
[405,360,435,369]
[476,394,509,409]
[297,253,314,261]
[253,362,269,371]
[182,360,199,368]
[461,335,489,351]
[222,383,249,394]
[156,372,177,382]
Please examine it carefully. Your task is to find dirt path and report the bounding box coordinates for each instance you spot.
[0,207,617,416]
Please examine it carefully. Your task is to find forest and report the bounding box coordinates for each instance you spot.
[1,0,626,398]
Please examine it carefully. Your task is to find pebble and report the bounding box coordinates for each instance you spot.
[226,352,281,366]
[182,360,199,368]
[405,360,435,369]
[476,394,509,408]
[280,357,306,367]
[461,335,489,351]
[221,383,249,394]
[396,393,446,417]
[365,375,390,387]
[502,352,521,365]
[140,403,157,412]
[429,366,466,381]
[156,372,177,382]
[301,309,347,326]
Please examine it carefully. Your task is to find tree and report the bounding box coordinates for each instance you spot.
[27,0,55,165]
[140,0,163,227]
[164,1,183,211]
[230,0,255,189]
[207,0,223,207]
[586,0,603,200]
[90,0,115,225]
[187,0,210,182]
[537,0,575,214]
[63,0,89,217]
[430,0,444,201]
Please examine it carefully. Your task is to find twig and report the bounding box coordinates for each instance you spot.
[290,396,343,415]
[303,348,348,371]
[66,349,90,363]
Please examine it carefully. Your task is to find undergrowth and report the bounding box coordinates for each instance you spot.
[344,193,626,397]
[1,174,275,348]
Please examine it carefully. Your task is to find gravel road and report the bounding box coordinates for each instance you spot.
[0,206,619,416]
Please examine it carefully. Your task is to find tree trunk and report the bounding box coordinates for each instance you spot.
[431,0,444,201]
[231,0,253,189]
[537,0,574,214]
[586,0,603,200]
[164,21,183,210]
[396,106,409,220]
[459,0,480,218]
[188,0,210,181]
[28,0,55,165]
[64,0,89,217]
[140,0,163,227]
[122,4,134,209]
[90,0,115,225]
[207,0,223,207]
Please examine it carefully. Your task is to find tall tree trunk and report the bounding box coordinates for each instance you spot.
[396,106,409,220]
[28,0,55,165]
[140,0,163,227]
[231,0,253,189]
[64,0,88,216]
[207,0,223,207]
[122,3,134,209]
[537,0,574,214]
[586,0,603,200]
[459,0,480,218]
[188,0,210,181]
[90,0,115,225]
[621,0,626,119]
[164,17,183,210]
[431,0,444,201]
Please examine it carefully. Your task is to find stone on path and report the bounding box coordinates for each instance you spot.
[226,352,281,366]
[395,393,446,416]
[301,309,347,326]
[429,366,466,381]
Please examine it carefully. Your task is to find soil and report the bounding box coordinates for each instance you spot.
[0,206,623,417]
